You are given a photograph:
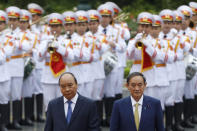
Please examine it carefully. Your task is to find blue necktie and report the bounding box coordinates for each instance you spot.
[67,100,72,124]
[103,28,107,35]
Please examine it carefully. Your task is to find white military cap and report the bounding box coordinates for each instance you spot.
[27,3,44,15]
[62,11,77,23]
[6,6,21,18]
[137,12,153,24]
[20,9,32,21]
[152,15,163,26]
[173,10,184,22]
[159,9,174,21]
[189,2,197,14]
[0,10,8,23]
[105,2,122,14]
[178,5,193,17]
[87,10,101,21]
[48,13,64,25]
[97,3,114,16]
[75,10,89,23]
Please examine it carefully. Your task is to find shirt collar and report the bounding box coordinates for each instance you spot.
[130,95,143,106]
[64,93,78,104]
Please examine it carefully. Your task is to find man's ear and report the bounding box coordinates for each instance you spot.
[126,83,129,90]
[144,82,147,88]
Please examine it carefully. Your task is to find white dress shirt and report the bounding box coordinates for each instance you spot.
[130,95,144,121]
[64,93,79,117]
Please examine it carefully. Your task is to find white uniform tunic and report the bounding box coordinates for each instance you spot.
[38,34,74,110]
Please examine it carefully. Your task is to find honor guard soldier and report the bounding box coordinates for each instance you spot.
[87,9,106,127]
[105,1,131,41]
[62,11,77,39]
[98,4,126,126]
[105,2,129,101]
[70,10,95,99]
[28,3,46,122]
[28,3,50,35]
[189,2,197,29]
[144,14,170,111]
[5,6,24,130]
[0,10,14,131]
[173,10,190,131]
[17,9,38,126]
[37,13,74,111]
[127,12,156,96]
[178,5,197,128]
[189,1,197,124]
[159,9,179,131]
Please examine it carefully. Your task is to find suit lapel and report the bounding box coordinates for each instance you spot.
[125,97,137,131]
[68,95,83,125]
[139,96,149,131]
[58,96,68,128]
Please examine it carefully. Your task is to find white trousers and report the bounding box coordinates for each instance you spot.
[174,79,185,103]
[103,71,118,97]
[0,80,10,104]
[22,72,34,98]
[115,67,124,95]
[33,69,43,95]
[42,83,62,111]
[91,79,105,101]
[10,77,23,101]
[184,76,196,99]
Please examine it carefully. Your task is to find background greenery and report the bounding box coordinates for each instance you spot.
[1,0,196,78]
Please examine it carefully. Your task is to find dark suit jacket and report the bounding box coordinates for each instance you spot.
[44,94,100,131]
[110,95,164,131]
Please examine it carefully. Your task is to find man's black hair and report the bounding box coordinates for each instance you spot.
[127,72,146,84]
[58,72,78,86]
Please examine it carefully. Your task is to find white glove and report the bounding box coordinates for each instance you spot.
[135,33,143,40]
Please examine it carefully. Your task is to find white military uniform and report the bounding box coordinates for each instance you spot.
[178,5,197,100]
[38,13,74,110]
[98,24,126,97]
[0,11,12,105]
[127,12,156,90]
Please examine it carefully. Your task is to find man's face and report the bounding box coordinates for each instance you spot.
[49,24,62,36]
[185,16,191,27]
[100,15,111,28]
[0,21,6,31]
[76,22,87,36]
[174,21,182,31]
[151,26,161,38]
[191,14,197,23]
[127,76,146,101]
[19,21,29,31]
[8,18,19,30]
[88,20,99,34]
[138,24,151,34]
[181,20,187,30]
[60,74,78,100]
[162,21,173,34]
[32,14,41,22]
[64,23,75,35]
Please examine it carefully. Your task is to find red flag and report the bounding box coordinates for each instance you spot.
[141,45,154,72]
[49,51,65,77]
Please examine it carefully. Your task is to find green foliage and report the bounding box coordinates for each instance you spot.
[124,60,133,78]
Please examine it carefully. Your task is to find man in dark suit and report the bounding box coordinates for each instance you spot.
[110,72,164,131]
[44,72,100,131]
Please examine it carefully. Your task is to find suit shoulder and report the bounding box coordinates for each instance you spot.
[114,96,130,105]
[145,95,160,104]
[48,96,62,106]
[79,95,95,104]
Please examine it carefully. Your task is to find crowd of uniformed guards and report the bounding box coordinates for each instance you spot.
[0,1,197,131]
